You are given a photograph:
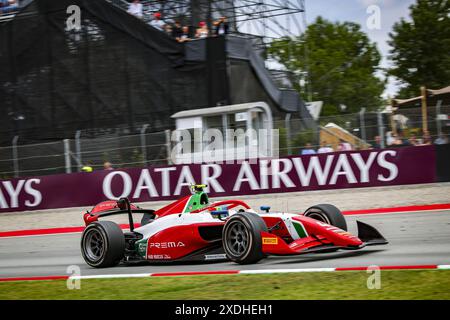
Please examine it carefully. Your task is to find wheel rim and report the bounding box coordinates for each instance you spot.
[84,228,105,262]
[225,221,250,256]
[306,210,331,224]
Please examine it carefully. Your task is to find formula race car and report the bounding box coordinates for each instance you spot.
[80,185,388,268]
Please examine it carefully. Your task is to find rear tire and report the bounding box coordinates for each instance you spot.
[222,213,267,264]
[81,221,125,268]
[304,204,347,231]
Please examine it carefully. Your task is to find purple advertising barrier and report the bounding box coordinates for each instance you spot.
[0,145,437,213]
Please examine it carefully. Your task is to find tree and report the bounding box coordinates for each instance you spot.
[388,0,450,98]
[268,17,385,116]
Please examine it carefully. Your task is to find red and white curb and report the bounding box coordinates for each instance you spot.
[1,203,449,239]
[1,265,449,282]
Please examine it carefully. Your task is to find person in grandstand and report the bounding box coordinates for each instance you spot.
[434,134,449,145]
[164,23,173,36]
[127,0,143,19]
[317,141,334,154]
[301,143,317,155]
[0,0,18,14]
[390,131,411,147]
[421,130,432,145]
[214,16,229,36]
[371,135,382,149]
[103,162,114,171]
[171,20,183,39]
[81,162,94,173]
[149,12,166,31]
[409,135,419,146]
[195,21,209,39]
[337,139,353,151]
[177,26,191,42]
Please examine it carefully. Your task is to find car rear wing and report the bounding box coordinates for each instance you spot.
[83,198,155,231]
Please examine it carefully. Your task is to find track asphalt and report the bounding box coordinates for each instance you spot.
[0,210,449,279]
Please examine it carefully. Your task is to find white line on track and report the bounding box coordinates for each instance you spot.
[72,273,152,280]
[437,265,450,270]
[239,268,336,274]
[64,265,450,281]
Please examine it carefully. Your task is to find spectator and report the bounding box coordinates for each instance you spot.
[81,162,94,173]
[301,143,316,155]
[171,21,183,39]
[409,135,419,146]
[317,141,334,154]
[149,12,165,31]
[337,139,352,151]
[127,0,143,19]
[434,134,449,145]
[104,162,114,171]
[164,23,173,36]
[371,136,382,149]
[386,131,396,146]
[195,21,209,39]
[177,25,191,42]
[422,130,432,145]
[214,16,229,36]
[391,131,410,147]
[0,0,18,14]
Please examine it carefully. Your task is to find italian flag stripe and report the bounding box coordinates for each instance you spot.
[293,222,308,238]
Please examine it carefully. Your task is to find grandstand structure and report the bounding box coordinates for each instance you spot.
[0,0,314,175]
[108,0,306,43]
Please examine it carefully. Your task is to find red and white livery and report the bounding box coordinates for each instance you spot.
[80,185,388,268]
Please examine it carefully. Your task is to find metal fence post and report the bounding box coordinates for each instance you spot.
[64,139,72,174]
[377,110,385,149]
[359,107,367,142]
[285,114,292,156]
[140,124,149,167]
[165,129,172,165]
[75,130,82,171]
[436,100,443,137]
[12,136,19,178]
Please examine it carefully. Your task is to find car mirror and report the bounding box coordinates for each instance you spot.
[117,198,128,210]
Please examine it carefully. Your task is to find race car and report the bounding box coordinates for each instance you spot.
[80,185,388,268]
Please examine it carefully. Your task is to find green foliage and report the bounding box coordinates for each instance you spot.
[131,148,144,167]
[102,152,111,164]
[276,127,288,156]
[388,0,450,98]
[117,148,145,168]
[291,129,316,154]
[268,17,385,116]
[276,127,316,155]
[0,174,12,180]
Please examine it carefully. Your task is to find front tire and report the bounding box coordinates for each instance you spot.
[222,213,267,265]
[304,204,347,231]
[81,221,125,268]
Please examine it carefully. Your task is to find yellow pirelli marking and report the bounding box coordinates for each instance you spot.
[262,237,278,245]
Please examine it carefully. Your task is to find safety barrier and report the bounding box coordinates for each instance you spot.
[0,145,448,213]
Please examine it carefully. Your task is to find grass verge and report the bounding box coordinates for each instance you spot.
[1,270,449,300]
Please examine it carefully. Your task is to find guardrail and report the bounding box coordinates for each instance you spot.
[1,144,448,213]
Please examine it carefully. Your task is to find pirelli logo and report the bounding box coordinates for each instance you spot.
[262,237,278,245]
